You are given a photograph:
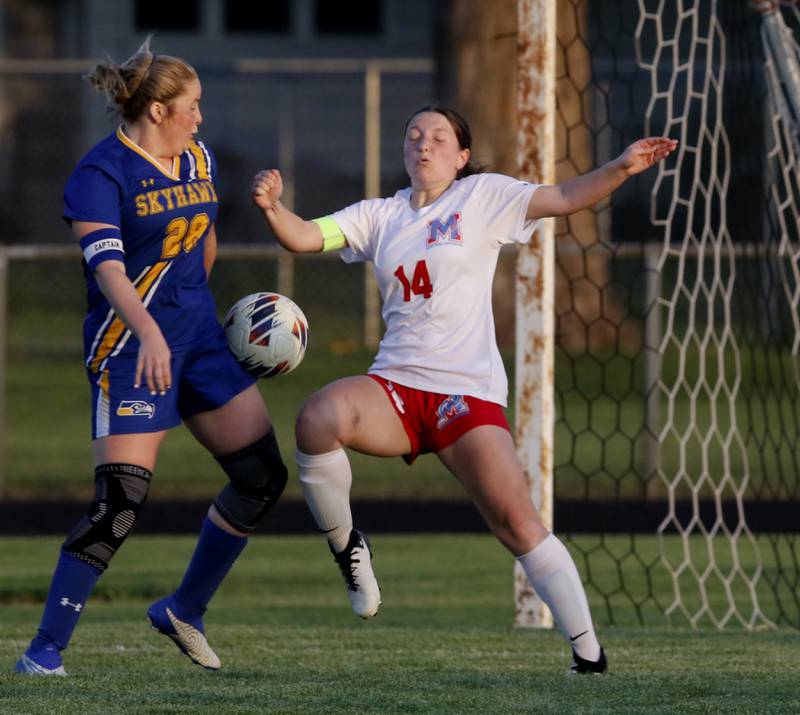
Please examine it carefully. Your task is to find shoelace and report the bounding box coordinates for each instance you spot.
[334,542,365,590]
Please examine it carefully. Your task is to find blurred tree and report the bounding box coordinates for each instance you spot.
[435,0,519,349]
[437,0,635,354]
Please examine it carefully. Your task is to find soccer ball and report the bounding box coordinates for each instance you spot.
[224,292,309,378]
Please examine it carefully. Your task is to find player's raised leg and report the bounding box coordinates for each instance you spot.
[437,425,607,674]
[16,431,164,676]
[147,384,284,669]
[295,375,411,618]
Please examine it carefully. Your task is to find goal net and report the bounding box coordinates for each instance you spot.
[515,0,800,629]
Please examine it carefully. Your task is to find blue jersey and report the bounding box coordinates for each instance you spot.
[64,127,221,373]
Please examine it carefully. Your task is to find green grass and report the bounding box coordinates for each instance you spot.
[7,346,800,502]
[3,352,458,500]
[4,254,465,499]
[0,534,798,714]
[5,255,800,502]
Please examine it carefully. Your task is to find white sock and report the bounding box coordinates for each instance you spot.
[296,447,353,552]
[517,534,602,661]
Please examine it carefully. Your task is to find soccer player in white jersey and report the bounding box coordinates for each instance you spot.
[251,105,676,674]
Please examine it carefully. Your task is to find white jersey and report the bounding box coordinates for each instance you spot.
[333,172,540,406]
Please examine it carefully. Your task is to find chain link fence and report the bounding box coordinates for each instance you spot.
[0,58,436,356]
[0,58,458,500]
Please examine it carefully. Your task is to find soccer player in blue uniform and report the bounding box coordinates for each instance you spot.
[15,41,289,675]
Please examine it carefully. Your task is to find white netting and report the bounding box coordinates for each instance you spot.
[762,4,800,360]
[515,0,800,630]
[638,0,781,628]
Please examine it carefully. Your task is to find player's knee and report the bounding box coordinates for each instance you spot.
[213,428,288,533]
[295,391,344,450]
[63,463,152,571]
[494,510,545,553]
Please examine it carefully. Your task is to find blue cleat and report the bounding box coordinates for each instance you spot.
[15,645,68,676]
[147,595,221,670]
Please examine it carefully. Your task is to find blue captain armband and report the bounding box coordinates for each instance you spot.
[312,216,347,253]
[79,227,125,271]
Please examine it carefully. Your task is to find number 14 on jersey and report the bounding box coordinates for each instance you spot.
[394,260,433,301]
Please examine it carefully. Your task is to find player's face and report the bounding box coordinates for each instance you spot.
[162,78,203,155]
[403,112,469,189]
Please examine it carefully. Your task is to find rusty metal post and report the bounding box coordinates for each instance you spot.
[643,243,662,498]
[363,62,381,349]
[514,0,556,628]
[278,83,295,298]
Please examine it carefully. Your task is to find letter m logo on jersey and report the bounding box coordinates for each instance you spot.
[426,212,463,249]
[436,395,470,430]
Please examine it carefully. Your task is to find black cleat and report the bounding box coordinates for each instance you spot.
[568,647,608,675]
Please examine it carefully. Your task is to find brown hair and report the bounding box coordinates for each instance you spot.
[403,104,486,178]
[84,37,197,122]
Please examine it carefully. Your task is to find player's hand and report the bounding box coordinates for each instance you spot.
[618,137,678,176]
[252,169,283,211]
[134,328,172,396]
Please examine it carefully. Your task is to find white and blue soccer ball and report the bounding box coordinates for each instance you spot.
[224,292,309,378]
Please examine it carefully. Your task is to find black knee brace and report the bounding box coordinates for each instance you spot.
[213,429,288,533]
[63,463,152,571]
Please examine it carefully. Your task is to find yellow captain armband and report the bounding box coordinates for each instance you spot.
[313,216,347,253]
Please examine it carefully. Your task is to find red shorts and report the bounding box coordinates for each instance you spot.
[368,374,511,464]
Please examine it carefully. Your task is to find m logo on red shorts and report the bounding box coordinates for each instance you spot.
[436,395,470,430]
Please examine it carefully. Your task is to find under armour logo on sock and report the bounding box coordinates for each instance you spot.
[59,597,83,612]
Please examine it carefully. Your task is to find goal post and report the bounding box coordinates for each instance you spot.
[514,0,557,628]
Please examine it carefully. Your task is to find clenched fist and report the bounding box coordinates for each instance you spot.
[252,169,283,211]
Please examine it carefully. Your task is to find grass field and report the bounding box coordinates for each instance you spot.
[4,352,460,500]
[5,250,800,502]
[5,249,800,501]
[6,348,799,502]
[1,534,798,714]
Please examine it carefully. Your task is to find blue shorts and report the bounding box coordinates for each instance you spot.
[87,326,256,439]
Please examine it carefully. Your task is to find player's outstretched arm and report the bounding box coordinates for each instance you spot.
[251,169,324,253]
[526,136,678,220]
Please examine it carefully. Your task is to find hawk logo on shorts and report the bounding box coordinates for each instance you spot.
[426,212,463,249]
[116,400,156,418]
[436,395,470,430]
